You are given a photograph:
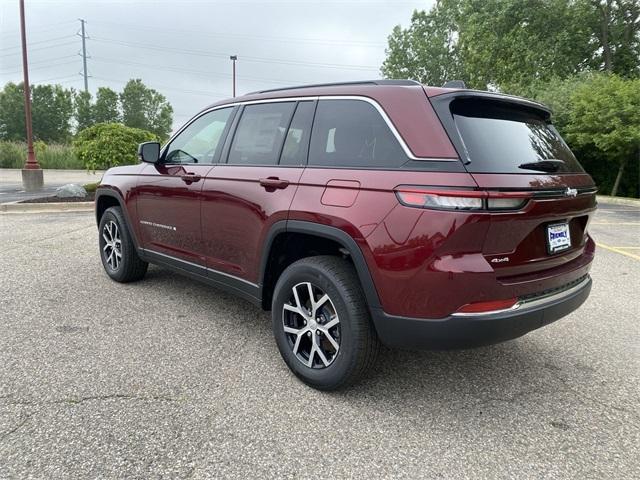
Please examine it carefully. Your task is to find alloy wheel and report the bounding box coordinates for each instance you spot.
[102,220,122,271]
[282,282,341,369]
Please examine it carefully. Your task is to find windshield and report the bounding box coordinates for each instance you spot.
[450,98,584,174]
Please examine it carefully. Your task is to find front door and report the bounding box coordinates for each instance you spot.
[136,106,236,266]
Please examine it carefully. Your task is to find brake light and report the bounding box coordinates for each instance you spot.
[455,298,519,314]
[395,187,531,211]
[395,190,483,210]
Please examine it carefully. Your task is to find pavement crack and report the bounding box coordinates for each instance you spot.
[0,411,34,442]
[1,394,178,406]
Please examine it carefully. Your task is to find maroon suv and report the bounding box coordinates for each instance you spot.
[95,80,596,390]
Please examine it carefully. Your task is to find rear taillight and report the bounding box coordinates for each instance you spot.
[395,189,483,210]
[395,187,531,211]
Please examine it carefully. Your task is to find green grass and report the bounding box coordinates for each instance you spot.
[0,141,83,169]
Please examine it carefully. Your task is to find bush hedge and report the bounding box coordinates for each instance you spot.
[73,122,158,171]
[0,141,83,169]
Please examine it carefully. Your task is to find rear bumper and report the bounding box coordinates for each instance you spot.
[371,275,592,349]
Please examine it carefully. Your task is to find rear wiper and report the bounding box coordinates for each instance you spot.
[518,159,565,173]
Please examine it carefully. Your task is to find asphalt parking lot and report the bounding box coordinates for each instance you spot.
[0,200,638,479]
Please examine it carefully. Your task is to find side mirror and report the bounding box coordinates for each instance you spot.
[138,142,161,163]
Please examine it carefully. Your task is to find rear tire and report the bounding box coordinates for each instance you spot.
[98,206,148,283]
[272,256,379,390]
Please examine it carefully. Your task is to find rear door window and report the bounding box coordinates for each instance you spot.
[280,101,315,166]
[227,102,295,165]
[450,99,584,174]
[309,99,406,168]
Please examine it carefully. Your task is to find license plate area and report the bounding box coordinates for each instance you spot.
[546,222,571,254]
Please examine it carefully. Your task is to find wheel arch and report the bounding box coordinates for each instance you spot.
[260,220,381,311]
[95,188,141,250]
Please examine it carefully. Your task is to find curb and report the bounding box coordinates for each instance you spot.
[596,195,640,207]
[0,201,93,214]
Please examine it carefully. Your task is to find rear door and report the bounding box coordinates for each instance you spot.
[200,100,314,283]
[430,93,597,278]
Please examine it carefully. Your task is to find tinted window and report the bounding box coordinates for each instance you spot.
[451,99,584,173]
[165,107,232,164]
[309,99,406,168]
[280,101,315,166]
[228,102,295,165]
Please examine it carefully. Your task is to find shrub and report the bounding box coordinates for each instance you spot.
[0,141,81,169]
[73,122,158,171]
[0,141,24,168]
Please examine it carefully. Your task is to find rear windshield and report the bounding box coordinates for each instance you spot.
[450,99,584,174]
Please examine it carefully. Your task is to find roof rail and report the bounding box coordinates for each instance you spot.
[246,79,421,95]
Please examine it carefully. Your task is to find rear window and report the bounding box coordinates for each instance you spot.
[451,99,584,174]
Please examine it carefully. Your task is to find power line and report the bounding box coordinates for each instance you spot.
[0,59,79,75]
[0,34,76,52]
[89,19,386,48]
[0,40,77,58]
[29,73,79,84]
[91,75,229,98]
[90,56,295,85]
[0,19,76,38]
[0,54,77,73]
[89,36,379,71]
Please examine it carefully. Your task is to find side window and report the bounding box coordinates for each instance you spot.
[165,107,233,164]
[309,99,406,168]
[227,102,295,165]
[280,101,315,166]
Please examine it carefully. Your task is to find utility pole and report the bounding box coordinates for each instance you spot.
[79,19,88,93]
[230,55,237,97]
[19,0,43,191]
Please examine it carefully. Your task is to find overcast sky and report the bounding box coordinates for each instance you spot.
[0,0,433,128]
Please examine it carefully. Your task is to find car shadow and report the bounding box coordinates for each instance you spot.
[145,266,576,408]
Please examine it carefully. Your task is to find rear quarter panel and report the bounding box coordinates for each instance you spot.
[288,168,478,316]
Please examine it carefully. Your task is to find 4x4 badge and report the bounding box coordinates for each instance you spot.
[565,187,578,197]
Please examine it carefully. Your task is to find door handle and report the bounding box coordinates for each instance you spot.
[181,173,202,183]
[259,177,289,190]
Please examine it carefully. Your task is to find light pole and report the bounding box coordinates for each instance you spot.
[19,0,43,191]
[230,55,237,97]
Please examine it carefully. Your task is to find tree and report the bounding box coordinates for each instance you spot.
[120,79,173,140]
[381,1,464,86]
[457,0,597,93]
[94,87,120,124]
[31,84,74,142]
[382,0,639,93]
[74,122,158,171]
[536,73,639,197]
[592,0,640,77]
[564,74,639,196]
[0,82,73,143]
[74,90,94,132]
[0,83,26,141]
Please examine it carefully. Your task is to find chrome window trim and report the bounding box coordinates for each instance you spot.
[165,95,459,163]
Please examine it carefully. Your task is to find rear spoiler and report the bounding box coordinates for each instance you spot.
[427,89,552,120]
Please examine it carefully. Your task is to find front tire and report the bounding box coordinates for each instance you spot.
[272,256,379,390]
[98,206,148,283]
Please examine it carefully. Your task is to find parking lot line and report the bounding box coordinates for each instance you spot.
[596,242,640,261]
[590,222,640,226]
